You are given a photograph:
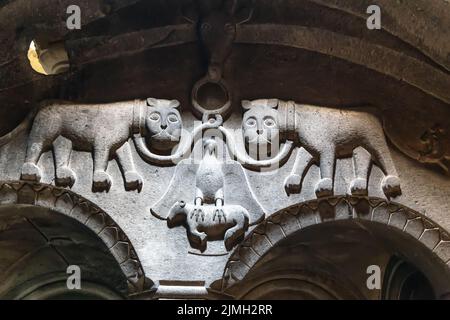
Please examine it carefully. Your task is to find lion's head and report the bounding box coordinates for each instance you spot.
[241,99,280,155]
[145,98,182,151]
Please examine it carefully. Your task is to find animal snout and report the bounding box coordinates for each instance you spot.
[161,123,167,130]
[257,129,263,135]
[178,200,186,208]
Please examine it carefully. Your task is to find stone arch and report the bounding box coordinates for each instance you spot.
[0,180,147,295]
[237,24,450,105]
[222,196,450,293]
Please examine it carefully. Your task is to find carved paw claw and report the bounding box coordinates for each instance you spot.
[21,162,42,182]
[315,178,333,197]
[93,170,112,192]
[382,175,401,197]
[350,177,368,196]
[124,171,143,192]
[56,166,76,187]
[190,207,205,222]
[284,173,302,195]
[213,209,226,223]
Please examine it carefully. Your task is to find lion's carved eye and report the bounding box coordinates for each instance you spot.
[149,113,160,121]
[168,114,179,123]
[264,117,276,127]
[246,118,256,127]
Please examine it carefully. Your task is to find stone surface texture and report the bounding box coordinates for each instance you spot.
[0,0,449,300]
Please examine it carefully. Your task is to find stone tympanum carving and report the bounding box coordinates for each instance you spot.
[221,99,401,198]
[195,138,225,207]
[20,97,188,192]
[187,0,253,119]
[151,138,264,252]
[417,125,450,173]
[167,201,250,252]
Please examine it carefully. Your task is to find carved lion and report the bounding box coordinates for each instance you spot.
[229,99,401,198]
[18,98,184,191]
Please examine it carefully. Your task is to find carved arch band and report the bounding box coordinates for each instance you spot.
[0,180,147,295]
[221,196,450,294]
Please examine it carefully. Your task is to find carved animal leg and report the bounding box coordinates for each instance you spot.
[315,148,335,197]
[195,189,204,206]
[190,229,208,252]
[187,219,207,252]
[350,147,371,195]
[116,142,143,192]
[21,115,61,182]
[224,213,249,251]
[367,139,401,197]
[53,137,76,187]
[215,188,224,206]
[21,141,45,182]
[212,189,226,223]
[92,145,112,192]
[284,147,314,195]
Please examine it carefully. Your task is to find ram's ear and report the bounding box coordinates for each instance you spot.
[266,99,279,108]
[241,100,253,110]
[146,97,158,107]
[169,99,180,109]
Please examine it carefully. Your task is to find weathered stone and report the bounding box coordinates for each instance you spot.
[0,0,448,300]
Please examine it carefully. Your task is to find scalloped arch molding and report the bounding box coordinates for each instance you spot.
[222,196,450,291]
[0,180,146,294]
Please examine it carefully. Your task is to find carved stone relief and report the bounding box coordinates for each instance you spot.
[0,180,147,294]
[221,196,450,293]
[219,99,402,199]
[151,136,264,253]
[0,0,448,300]
[17,97,222,193]
[2,89,407,253]
[0,86,448,295]
[417,125,449,173]
[187,0,252,119]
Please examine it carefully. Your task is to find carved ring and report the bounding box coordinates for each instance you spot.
[191,76,232,119]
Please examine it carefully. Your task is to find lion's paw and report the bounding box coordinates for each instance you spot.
[315,178,333,198]
[124,170,143,192]
[382,175,401,198]
[284,174,302,195]
[93,170,112,192]
[350,178,368,196]
[56,166,76,187]
[21,162,42,182]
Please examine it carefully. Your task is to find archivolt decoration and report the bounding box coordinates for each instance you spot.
[0,180,147,294]
[221,196,450,291]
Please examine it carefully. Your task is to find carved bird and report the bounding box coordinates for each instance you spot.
[195,138,224,206]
